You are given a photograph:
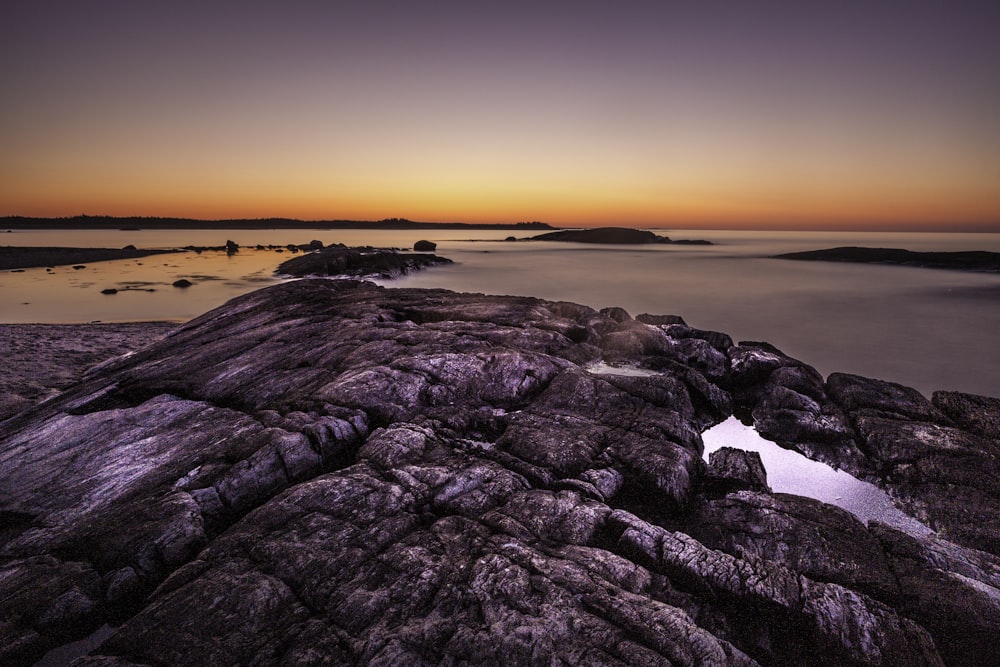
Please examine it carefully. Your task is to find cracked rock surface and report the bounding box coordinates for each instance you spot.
[1,279,997,666]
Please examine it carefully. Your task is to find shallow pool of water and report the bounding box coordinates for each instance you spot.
[702,417,932,536]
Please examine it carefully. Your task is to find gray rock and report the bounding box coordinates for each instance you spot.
[705,447,770,493]
[687,490,899,601]
[636,312,687,326]
[933,390,1000,439]
[0,279,993,666]
[870,523,1000,667]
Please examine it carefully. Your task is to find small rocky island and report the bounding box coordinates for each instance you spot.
[527,227,712,245]
[775,246,1000,273]
[277,244,452,278]
[1,280,998,666]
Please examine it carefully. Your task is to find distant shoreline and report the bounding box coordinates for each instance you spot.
[1,215,555,231]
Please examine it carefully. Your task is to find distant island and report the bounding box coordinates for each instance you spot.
[775,246,1000,273]
[0,215,555,231]
[527,227,712,245]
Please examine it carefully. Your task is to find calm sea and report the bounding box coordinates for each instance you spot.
[2,228,999,398]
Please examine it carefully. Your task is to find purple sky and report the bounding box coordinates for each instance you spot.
[2,1,998,228]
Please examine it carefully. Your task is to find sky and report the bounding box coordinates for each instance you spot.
[2,1,999,230]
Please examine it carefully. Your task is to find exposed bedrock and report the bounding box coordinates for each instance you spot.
[1,279,997,665]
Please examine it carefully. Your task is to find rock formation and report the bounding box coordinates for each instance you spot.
[276,244,452,279]
[1,280,997,666]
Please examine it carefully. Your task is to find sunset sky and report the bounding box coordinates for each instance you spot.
[2,1,998,230]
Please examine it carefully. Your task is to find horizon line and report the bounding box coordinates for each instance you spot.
[3,213,1000,234]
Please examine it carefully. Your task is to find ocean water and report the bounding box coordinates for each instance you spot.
[2,227,999,398]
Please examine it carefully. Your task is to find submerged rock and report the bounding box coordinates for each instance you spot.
[0,280,995,666]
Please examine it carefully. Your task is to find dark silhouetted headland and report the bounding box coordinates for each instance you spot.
[527,226,712,244]
[775,246,1000,273]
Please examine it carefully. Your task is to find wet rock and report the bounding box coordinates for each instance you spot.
[413,239,437,251]
[100,288,117,295]
[171,279,193,288]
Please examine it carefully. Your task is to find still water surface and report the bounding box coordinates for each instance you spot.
[702,417,932,536]
[2,227,999,397]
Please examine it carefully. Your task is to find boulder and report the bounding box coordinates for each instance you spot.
[704,447,770,493]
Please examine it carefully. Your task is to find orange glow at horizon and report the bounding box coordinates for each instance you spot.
[2,4,999,232]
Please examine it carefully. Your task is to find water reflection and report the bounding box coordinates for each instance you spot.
[2,228,999,396]
[702,417,932,537]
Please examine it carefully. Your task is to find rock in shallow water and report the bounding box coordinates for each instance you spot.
[0,279,996,666]
[276,244,451,279]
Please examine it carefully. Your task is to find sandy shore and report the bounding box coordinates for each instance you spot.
[0,322,177,420]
